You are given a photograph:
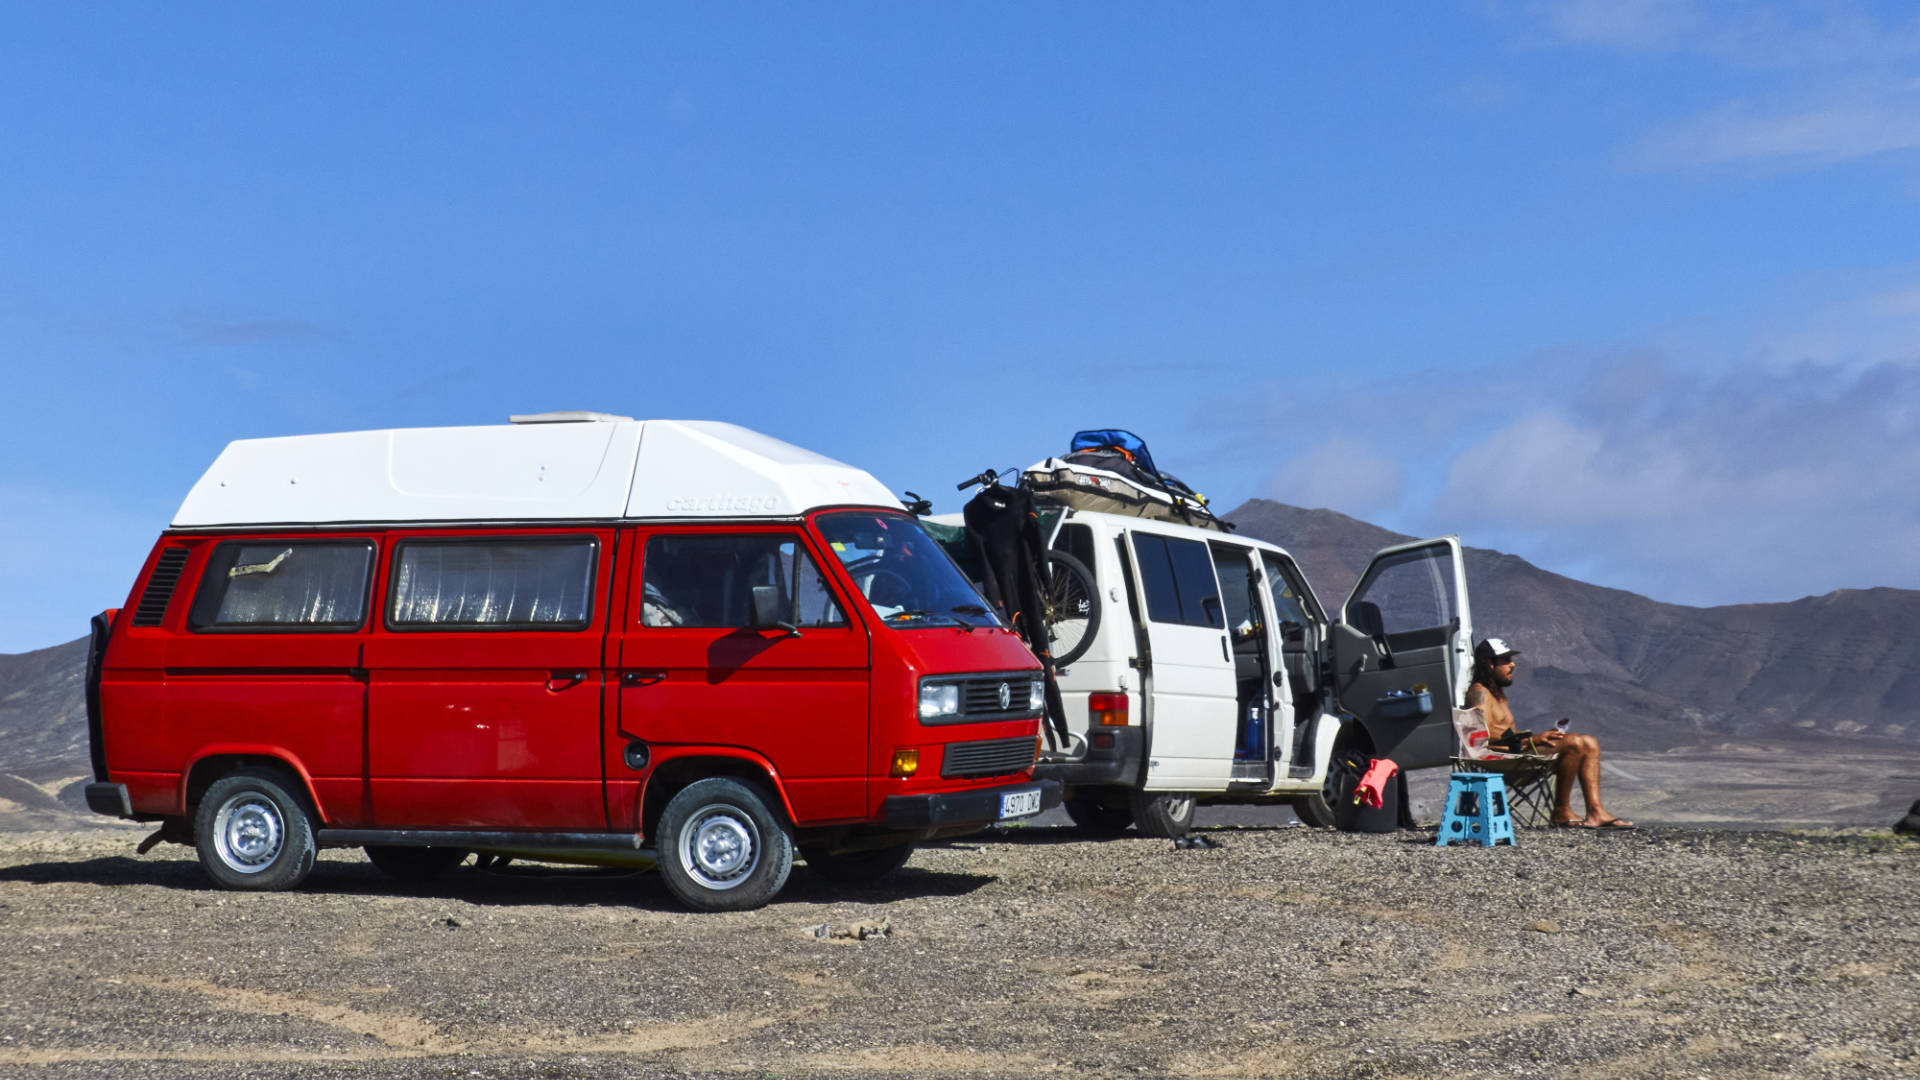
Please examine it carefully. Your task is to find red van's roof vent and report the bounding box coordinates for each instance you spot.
[508,411,634,424]
[132,548,191,627]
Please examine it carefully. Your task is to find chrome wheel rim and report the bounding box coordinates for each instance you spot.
[678,806,759,891]
[212,794,284,874]
[1166,794,1195,823]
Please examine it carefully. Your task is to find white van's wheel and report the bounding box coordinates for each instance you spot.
[1129,790,1196,839]
[194,770,317,891]
[658,778,794,912]
[1290,793,1338,828]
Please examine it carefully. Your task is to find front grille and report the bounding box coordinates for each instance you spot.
[941,736,1038,779]
[959,674,1038,719]
[132,548,191,627]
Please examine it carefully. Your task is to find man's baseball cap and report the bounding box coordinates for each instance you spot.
[1475,637,1520,663]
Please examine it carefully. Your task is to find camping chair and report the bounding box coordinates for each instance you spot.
[1450,708,1559,828]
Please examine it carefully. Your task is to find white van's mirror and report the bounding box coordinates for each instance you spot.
[750,585,801,637]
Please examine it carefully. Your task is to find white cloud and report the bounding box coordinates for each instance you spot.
[1498,3,1920,172]
[1432,355,1920,604]
[1630,81,1920,170]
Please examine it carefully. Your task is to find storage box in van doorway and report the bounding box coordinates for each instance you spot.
[84,414,1059,911]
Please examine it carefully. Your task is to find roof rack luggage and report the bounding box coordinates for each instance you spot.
[1022,428,1231,531]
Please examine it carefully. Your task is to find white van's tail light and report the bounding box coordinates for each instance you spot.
[918,683,960,719]
[1089,692,1130,726]
[890,750,920,778]
[1028,678,1045,711]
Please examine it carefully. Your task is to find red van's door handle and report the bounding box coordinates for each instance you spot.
[621,670,667,688]
[546,670,591,691]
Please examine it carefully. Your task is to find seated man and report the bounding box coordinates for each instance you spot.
[1466,637,1633,829]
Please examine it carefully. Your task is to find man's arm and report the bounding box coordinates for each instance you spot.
[1464,684,1487,709]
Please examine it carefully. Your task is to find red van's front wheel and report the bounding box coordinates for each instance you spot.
[657,778,795,912]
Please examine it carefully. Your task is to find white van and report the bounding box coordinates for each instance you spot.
[998,507,1475,835]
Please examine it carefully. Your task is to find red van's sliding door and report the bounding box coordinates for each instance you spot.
[364,530,615,830]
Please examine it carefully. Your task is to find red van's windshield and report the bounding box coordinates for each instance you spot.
[814,511,1002,629]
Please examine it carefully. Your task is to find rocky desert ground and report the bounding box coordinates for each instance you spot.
[0,812,1913,1080]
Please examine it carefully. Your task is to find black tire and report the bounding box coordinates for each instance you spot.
[1129,789,1196,839]
[193,769,317,891]
[657,778,795,912]
[1040,550,1101,668]
[1063,794,1134,836]
[1290,792,1338,828]
[799,842,914,883]
[364,845,470,883]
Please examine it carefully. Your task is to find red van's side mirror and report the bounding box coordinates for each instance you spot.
[749,585,801,638]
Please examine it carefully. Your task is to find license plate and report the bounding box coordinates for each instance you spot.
[999,788,1043,819]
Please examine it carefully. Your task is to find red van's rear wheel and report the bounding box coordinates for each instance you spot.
[193,769,317,891]
[657,778,794,912]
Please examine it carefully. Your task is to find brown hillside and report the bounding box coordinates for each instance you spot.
[1226,499,1919,750]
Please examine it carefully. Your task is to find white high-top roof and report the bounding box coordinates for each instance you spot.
[173,416,902,527]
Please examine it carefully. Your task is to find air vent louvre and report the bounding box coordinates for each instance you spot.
[940,736,1039,779]
[132,548,191,627]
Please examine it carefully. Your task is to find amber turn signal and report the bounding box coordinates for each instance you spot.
[889,749,920,778]
[1088,691,1130,726]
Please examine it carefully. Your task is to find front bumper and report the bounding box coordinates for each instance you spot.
[882,779,1062,829]
[1035,725,1144,788]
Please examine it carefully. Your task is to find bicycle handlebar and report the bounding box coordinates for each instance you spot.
[957,468,1003,492]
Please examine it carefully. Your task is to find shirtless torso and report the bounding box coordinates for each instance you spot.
[1465,680,1519,745]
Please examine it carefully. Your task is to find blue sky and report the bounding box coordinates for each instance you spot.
[4,2,1920,652]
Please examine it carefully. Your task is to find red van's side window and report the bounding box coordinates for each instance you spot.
[387,537,597,630]
[640,534,845,629]
[187,539,376,631]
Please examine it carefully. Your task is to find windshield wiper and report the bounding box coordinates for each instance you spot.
[885,609,974,632]
[949,604,996,629]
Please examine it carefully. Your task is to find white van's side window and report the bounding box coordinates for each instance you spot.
[188,540,374,631]
[388,539,597,629]
[1129,533,1223,628]
[641,534,846,629]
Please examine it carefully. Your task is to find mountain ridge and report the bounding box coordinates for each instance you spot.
[1226,498,1918,749]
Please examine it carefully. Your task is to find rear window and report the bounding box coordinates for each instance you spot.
[189,540,375,631]
[1130,533,1223,628]
[388,538,597,629]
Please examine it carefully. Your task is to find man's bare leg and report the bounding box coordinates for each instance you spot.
[1542,733,1632,827]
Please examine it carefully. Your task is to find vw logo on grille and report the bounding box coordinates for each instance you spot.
[997,682,1011,710]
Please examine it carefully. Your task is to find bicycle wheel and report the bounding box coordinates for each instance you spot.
[1040,550,1101,667]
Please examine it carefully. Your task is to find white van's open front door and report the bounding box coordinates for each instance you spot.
[1327,537,1472,770]
[1125,530,1237,791]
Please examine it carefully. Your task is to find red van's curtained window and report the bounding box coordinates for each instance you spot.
[388,538,597,630]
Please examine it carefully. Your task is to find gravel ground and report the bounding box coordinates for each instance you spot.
[0,823,1913,1080]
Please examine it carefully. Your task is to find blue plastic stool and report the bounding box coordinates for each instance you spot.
[1436,772,1516,847]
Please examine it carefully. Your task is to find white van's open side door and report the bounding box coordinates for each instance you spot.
[1126,530,1237,791]
[1326,537,1472,770]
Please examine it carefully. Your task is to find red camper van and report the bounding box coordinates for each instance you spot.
[83,414,1058,911]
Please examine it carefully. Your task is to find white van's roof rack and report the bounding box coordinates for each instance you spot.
[509,411,635,424]
[172,419,900,527]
